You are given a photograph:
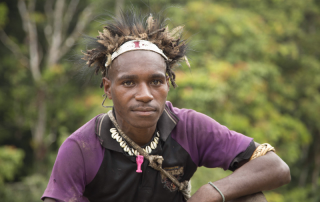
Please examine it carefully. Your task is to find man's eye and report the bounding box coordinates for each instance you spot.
[123,81,134,86]
[151,80,162,85]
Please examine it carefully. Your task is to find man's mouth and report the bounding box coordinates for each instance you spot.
[131,107,157,116]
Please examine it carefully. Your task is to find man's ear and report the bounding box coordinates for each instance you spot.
[102,77,112,99]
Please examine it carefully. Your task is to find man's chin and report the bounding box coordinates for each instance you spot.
[128,117,158,129]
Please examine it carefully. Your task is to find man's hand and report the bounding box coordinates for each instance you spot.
[188,151,290,202]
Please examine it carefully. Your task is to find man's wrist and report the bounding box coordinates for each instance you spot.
[208,182,225,202]
[202,183,224,202]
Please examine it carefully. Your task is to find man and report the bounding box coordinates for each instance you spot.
[42,9,290,202]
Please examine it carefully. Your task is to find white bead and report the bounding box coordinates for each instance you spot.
[120,141,126,148]
[154,137,159,144]
[116,136,122,142]
[111,132,119,139]
[146,146,152,154]
[134,150,138,156]
[157,132,160,137]
[150,141,157,149]
[112,134,119,140]
[124,145,129,152]
[110,128,117,133]
[128,150,133,156]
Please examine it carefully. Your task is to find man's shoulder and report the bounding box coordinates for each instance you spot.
[69,114,102,139]
[64,114,104,152]
[165,101,253,169]
[57,114,105,184]
[165,101,219,127]
[42,115,105,201]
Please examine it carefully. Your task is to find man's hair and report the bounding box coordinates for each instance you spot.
[81,8,189,88]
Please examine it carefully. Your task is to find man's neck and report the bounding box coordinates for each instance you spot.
[121,125,156,146]
[114,112,156,146]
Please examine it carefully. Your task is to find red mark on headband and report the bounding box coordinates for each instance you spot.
[134,41,140,48]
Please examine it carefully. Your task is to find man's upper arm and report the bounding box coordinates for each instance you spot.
[41,137,88,202]
[228,140,258,171]
[171,107,254,170]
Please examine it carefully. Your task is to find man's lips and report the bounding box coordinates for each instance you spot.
[131,107,157,116]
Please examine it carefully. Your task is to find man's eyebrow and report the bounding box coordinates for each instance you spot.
[151,73,166,78]
[118,75,139,80]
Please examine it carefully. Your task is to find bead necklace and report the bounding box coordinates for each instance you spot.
[110,128,160,156]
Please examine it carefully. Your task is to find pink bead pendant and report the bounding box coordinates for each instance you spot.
[136,155,144,173]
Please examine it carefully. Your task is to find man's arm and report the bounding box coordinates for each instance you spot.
[188,150,290,202]
[41,137,90,202]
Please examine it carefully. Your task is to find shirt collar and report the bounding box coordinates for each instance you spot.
[96,104,179,152]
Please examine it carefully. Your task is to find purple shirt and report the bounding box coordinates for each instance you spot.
[42,101,252,201]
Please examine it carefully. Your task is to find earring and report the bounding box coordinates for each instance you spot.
[101,94,113,108]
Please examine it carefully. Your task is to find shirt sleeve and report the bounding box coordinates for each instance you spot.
[190,111,253,170]
[169,103,254,170]
[41,137,89,202]
[228,140,256,171]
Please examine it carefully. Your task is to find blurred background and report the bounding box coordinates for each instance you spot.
[0,0,319,201]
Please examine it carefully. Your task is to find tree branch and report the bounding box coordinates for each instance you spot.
[44,0,54,43]
[18,0,41,81]
[47,0,65,67]
[58,5,93,60]
[64,0,80,31]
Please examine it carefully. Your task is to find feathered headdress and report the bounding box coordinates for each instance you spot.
[81,9,189,88]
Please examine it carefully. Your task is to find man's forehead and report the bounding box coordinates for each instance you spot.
[116,72,166,80]
[109,50,166,77]
[112,50,166,65]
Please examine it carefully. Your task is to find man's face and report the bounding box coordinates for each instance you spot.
[103,50,169,129]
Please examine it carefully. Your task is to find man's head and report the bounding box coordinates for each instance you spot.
[103,50,169,128]
[82,9,189,88]
[81,8,189,128]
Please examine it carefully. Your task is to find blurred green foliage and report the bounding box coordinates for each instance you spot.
[0,0,320,201]
[0,146,24,184]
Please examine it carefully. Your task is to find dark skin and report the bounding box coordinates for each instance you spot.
[44,50,290,202]
[103,50,170,146]
[189,144,290,202]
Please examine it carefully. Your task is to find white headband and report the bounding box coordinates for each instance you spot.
[105,40,168,67]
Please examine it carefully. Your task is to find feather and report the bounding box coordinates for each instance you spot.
[184,56,190,68]
[139,33,148,39]
[148,28,166,37]
[165,26,169,33]
[79,8,188,89]
[169,25,184,39]
[146,14,154,31]
[105,54,112,68]
[103,29,112,38]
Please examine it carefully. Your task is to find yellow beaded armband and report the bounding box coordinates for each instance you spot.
[249,143,275,161]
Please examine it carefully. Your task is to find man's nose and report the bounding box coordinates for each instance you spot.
[135,83,153,102]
